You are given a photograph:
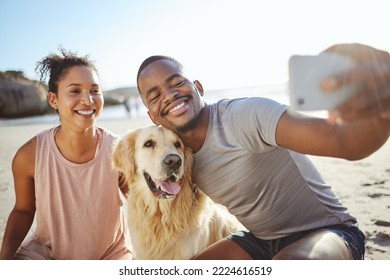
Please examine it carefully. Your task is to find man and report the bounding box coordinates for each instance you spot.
[136,43,390,259]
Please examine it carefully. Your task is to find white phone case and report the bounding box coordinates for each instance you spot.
[288,52,357,111]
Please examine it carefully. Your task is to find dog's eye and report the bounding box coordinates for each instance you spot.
[144,140,155,148]
[174,141,181,148]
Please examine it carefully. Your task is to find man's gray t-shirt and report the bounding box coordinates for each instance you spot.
[192,97,357,240]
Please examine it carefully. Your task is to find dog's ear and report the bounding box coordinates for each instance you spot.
[182,145,194,184]
[112,130,138,179]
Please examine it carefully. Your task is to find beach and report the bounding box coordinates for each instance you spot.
[0,111,389,260]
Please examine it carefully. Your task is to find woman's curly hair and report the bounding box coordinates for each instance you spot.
[35,48,98,93]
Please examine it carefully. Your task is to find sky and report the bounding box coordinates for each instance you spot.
[1,0,389,91]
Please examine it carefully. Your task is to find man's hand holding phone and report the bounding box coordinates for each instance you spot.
[288,52,358,112]
[288,43,390,123]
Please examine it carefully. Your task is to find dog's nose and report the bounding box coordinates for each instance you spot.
[163,154,182,170]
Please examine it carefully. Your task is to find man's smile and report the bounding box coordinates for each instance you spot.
[169,102,185,113]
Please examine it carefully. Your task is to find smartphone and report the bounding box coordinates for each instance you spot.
[288,52,358,111]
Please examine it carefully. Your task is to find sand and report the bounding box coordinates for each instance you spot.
[0,115,389,260]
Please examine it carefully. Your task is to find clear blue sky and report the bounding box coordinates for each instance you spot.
[1,0,389,91]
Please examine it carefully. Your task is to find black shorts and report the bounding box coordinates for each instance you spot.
[227,224,365,260]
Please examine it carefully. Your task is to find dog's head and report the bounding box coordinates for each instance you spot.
[112,125,193,200]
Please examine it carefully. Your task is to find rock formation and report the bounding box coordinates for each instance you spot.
[0,71,50,118]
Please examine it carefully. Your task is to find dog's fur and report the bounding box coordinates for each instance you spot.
[112,125,245,260]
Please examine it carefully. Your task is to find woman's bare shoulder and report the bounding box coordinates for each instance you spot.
[12,136,37,175]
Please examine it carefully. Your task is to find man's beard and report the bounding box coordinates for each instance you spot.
[174,112,202,134]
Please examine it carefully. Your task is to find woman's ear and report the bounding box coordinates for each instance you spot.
[47,92,58,110]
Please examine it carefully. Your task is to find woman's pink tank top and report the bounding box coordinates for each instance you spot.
[33,126,130,259]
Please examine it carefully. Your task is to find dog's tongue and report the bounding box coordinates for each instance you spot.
[153,179,181,195]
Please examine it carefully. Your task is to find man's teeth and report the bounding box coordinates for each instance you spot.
[169,102,185,113]
[77,110,94,115]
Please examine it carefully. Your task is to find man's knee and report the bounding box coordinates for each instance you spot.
[193,238,252,260]
[273,231,351,260]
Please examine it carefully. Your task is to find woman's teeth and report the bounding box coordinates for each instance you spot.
[77,110,94,115]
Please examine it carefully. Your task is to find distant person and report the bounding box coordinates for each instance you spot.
[135,43,390,260]
[132,96,140,117]
[0,49,132,260]
[123,97,132,117]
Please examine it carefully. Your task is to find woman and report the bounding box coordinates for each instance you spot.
[0,49,132,259]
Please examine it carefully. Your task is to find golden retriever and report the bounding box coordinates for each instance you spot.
[112,125,245,260]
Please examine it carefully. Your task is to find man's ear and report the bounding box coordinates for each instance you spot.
[193,80,204,96]
[47,92,58,109]
[147,111,160,126]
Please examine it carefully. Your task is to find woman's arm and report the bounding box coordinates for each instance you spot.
[0,138,36,259]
